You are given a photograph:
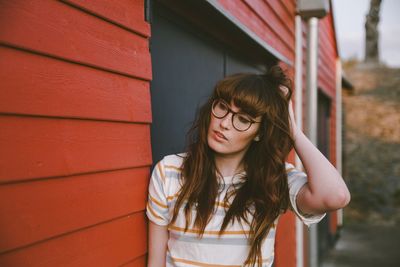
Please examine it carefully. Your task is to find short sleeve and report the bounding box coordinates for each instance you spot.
[146,159,170,226]
[286,162,326,227]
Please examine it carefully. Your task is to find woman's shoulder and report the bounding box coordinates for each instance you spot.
[158,152,187,171]
[284,161,296,172]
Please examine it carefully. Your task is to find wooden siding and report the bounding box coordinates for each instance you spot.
[0,0,151,266]
[217,0,296,63]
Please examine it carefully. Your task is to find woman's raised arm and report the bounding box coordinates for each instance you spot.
[288,99,351,215]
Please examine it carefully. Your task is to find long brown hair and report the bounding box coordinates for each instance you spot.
[170,65,295,266]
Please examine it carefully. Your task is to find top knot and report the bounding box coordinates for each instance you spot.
[261,65,292,100]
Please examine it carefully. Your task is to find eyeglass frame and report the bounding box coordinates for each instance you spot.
[211,99,262,132]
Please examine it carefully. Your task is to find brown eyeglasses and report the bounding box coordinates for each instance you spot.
[211,99,261,131]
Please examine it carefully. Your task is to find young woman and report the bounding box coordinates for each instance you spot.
[146,66,351,267]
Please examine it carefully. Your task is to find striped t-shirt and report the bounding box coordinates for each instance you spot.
[146,153,326,267]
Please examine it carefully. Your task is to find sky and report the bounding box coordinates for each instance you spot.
[332,0,400,67]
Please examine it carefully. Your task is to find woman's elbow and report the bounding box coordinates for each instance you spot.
[325,188,351,210]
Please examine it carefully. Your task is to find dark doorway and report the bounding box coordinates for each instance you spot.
[317,90,333,260]
[150,1,272,164]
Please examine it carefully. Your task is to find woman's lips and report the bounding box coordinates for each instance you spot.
[214,130,227,141]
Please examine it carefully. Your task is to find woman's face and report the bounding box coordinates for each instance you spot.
[207,100,262,158]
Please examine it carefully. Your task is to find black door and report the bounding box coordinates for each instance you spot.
[317,90,333,259]
[150,1,271,164]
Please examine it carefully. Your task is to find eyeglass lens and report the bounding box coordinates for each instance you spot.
[212,100,253,131]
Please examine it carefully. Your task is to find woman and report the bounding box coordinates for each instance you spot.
[146,66,350,267]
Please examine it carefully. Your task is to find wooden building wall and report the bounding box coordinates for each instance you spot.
[0,1,152,266]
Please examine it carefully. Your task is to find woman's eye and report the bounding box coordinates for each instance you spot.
[218,102,228,111]
[237,115,251,124]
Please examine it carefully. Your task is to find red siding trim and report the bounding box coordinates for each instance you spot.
[0,0,152,80]
[0,167,149,253]
[0,46,152,123]
[0,115,152,183]
[243,0,294,52]
[275,212,297,267]
[217,0,295,62]
[267,0,295,36]
[121,255,147,267]
[0,212,147,267]
[64,0,151,37]
[318,13,337,98]
[0,0,151,266]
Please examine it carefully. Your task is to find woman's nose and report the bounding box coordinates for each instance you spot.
[220,113,232,129]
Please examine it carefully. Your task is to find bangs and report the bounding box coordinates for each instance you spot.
[214,74,269,117]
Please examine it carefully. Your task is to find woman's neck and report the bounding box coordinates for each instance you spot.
[214,152,245,177]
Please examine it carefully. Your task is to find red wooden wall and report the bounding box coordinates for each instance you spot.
[0,0,152,266]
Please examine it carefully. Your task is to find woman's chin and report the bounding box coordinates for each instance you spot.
[207,137,226,154]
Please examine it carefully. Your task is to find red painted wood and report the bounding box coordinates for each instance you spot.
[267,0,295,35]
[0,0,152,80]
[244,0,294,52]
[330,211,338,234]
[0,212,147,267]
[275,212,297,267]
[303,225,310,267]
[120,255,147,267]
[280,0,296,15]
[0,46,151,123]
[0,115,152,182]
[217,0,294,62]
[318,12,338,98]
[65,0,150,37]
[0,1,152,266]
[0,167,149,253]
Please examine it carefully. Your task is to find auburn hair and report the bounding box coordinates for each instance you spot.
[170,65,295,267]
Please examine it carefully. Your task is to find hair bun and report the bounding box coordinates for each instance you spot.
[262,65,292,99]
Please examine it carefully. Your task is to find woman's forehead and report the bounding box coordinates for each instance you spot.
[221,99,262,119]
[226,99,241,112]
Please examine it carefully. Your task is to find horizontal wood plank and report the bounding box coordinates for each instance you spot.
[120,255,147,267]
[280,0,296,16]
[0,46,151,123]
[0,0,151,80]
[0,212,147,267]
[65,0,150,37]
[244,0,294,50]
[218,0,293,61]
[0,115,152,182]
[0,167,149,252]
[266,0,295,35]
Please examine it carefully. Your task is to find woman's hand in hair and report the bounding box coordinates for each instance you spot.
[279,84,299,139]
[288,99,299,139]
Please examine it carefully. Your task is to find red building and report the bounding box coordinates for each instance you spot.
[0,1,343,266]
